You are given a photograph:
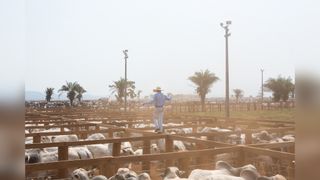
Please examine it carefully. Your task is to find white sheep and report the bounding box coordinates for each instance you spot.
[51,134,78,142]
[162,167,187,180]
[86,133,106,141]
[188,161,258,179]
[86,144,112,158]
[71,168,108,180]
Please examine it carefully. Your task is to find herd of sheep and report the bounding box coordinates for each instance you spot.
[69,161,287,180]
[25,124,294,180]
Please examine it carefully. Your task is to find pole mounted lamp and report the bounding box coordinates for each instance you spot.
[220,21,232,119]
[261,68,264,103]
[123,49,128,112]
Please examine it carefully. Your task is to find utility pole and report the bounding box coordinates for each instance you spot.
[123,49,128,112]
[220,21,232,119]
[261,68,264,102]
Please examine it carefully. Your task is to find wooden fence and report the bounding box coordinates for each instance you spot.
[25,109,295,180]
[171,101,295,113]
[26,140,295,180]
[26,101,295,114]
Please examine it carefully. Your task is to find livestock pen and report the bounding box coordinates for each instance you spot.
[26,137,295,179]
[25,108,295,180]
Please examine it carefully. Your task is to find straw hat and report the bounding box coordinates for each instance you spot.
[153,86,162,92]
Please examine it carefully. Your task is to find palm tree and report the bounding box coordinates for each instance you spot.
[233,89,243,103]
[109,78,136,104]
[45,88,54,102]
[136,90,142,100]
[75,84,86,102]
[188,69,219,112]
[58,81,80,106]
[290,84,295,99]
[264,76,294,102]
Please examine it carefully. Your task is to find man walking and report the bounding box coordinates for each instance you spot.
[145,87,172,133]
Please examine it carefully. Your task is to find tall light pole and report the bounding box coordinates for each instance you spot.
[261,68,264,102]
[220,20,232,119]
[123,49,128,112]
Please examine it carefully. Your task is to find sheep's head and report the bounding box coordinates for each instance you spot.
[121,147,135,155]
[150,143,160,153]
[123,171,137,180]
[25,153,41,164]
[71,168,90,180]
[115,168,137,180]
[137,173,151,180]
[161,167,185,178]
[117,168,130,175]
[41,136,51,143]
[259,131,272,141]
[25,149,41,164]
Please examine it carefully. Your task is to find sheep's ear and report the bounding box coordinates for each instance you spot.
[216,161,232,170]
[129,149,135,155]
[240,169,260,180]
[51,136,56,142]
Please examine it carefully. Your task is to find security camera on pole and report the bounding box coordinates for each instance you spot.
[123,49,128,112]
[261,68,264,103]
[220,21,232,119]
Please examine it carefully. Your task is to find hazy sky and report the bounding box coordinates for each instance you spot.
[21,0,319,98]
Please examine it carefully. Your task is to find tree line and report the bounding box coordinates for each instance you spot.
[45,81,86,106]
[188,70,294,111]
[44,79,142,106]
[44,72,294,108]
